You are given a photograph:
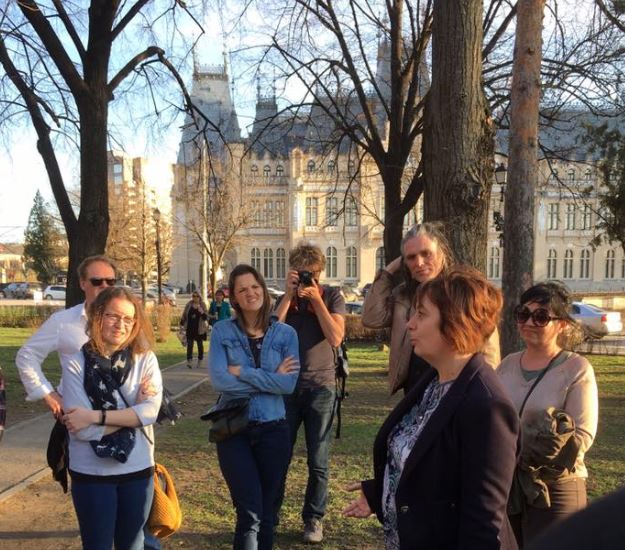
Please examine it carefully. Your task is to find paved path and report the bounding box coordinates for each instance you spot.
[0,361,208,503]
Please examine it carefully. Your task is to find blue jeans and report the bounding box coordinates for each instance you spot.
[217,420,291,550]
[71,473,154,550]
[279,386,336,523]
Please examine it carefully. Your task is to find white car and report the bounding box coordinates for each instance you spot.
[43,285,66,300]
[570,302,623,339]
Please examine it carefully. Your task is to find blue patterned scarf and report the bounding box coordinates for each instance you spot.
[82,344,136,463]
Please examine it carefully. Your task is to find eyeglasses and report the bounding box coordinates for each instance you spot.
[514,305,561,327]
[89,278,116,287]
[103,313,136,327]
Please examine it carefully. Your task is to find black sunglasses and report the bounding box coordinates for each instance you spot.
[89,277,116,287]
[514,305,561,327]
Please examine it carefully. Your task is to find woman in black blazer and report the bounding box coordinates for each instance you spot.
[345,266,519,550]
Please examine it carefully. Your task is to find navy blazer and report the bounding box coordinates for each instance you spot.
[362,353,519,550]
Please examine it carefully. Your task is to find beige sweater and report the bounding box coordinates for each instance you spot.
[497,351,598,479]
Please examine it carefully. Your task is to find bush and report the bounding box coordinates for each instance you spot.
[344,314,387,342]
[153,303,172,343]
[0,305,62,328]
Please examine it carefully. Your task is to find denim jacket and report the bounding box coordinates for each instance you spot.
[208,317,300,423]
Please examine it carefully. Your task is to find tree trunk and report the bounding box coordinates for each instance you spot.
[422,0,494,271]
[501,0,545,355]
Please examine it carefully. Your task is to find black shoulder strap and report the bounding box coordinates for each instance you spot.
[519,350,565,417]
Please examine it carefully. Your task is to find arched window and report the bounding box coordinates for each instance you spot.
[488,247,501,279]
[376,247,385,273]
[568,169,575,181]
[584,168,592,181]
[326,246,337,278]
[605,249,615,279]
[276,164,284,177]
[263,165,271,178]
[327,160,336,175]
[547,249,557,279]
[251,164,258,177]
[580,249,590,279]
[276,248,286,279]
[251,248,261,272]
[263,248,274,279]
[346,246,358,278]
[563,249,574,279]
[326,197,338,226]
[307,159,316,173]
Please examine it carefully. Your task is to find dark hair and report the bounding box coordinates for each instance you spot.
[77,255,116,280]
[416,266,502,354]
[228,264,272,332]
[519,281,574,324]
[86,286,154,356]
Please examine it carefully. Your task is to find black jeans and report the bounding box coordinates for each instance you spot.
[186,336,204,361]
[217,420,290,550]
[276,386,336,523]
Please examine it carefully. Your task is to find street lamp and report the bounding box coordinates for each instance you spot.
[153,208,163,305]
[495,163,507,202]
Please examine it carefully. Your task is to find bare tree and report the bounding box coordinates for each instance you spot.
[0,1,200,306]
[174,143,252,299]
[501,0,546,356]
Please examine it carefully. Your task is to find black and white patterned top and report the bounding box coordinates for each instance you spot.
[382,376,454,550]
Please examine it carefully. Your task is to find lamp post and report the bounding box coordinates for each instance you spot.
[495,163,508,202]
[153,208,163,305]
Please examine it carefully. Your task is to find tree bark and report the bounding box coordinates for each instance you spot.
[422,0,494,271]
[501,0,545,356]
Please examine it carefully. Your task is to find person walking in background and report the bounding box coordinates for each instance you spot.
[498,282,598,548]
[15,255,117,419]
[344,267,519,550]
[208,264,299,550]
[362,222,500,395]
[273,243,345,544]
[61,286,162,550]
[209,289,232,326]
[180,291,208,368]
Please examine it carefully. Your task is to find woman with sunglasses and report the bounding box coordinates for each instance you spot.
[180,291,209,368]
[60,286,162,550]
[498,282,598,547]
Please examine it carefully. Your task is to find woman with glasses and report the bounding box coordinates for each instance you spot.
[61,286,162,550]
[208,264,299,550]
[498,282,598,547]
[180,292,208,368]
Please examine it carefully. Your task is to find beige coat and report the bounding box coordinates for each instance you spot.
[362,269,501,394]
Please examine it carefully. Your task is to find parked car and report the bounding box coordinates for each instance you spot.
[43,285,66,300]
[570,301,623,340]
[345,301,364,315]
[15,282,43,300]
[148,285,177,306]
[1,282,24,299]
[0,283,10,298]
[267,287,285,301]
[360,283,373,298]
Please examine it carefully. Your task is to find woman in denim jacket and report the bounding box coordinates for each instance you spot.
[209,264,300,550]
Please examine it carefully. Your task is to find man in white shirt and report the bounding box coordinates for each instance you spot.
[15,255,117,418]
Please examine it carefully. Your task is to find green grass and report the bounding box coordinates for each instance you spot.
[0,328,187,425]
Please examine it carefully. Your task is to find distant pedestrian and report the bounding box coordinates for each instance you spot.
[180,292,208,368]
[61,286,162,550]
[208,289,232,326]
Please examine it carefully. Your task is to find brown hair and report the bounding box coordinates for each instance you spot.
[228,264,272,332]
[78,255,116,280]
[288,243,326,271]
[416,265,502,354]
[86,287,154,356]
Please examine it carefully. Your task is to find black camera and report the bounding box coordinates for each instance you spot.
[298,270,314,287]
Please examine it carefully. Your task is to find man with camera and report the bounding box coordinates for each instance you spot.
[274,243,346,544]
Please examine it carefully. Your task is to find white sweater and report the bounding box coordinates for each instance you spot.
[60,350,163,476]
